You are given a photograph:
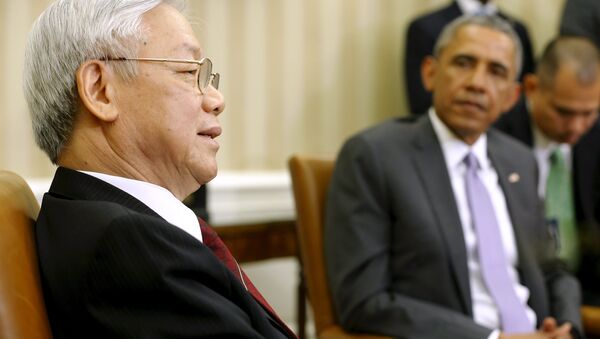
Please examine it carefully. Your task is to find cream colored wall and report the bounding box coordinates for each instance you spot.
[0,0,566,177]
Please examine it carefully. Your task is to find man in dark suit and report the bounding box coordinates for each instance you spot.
[404,0,535,115]
[495,36,600,306]
[22,1,295,338]
[560,0,600,49]
[326,15,582,339]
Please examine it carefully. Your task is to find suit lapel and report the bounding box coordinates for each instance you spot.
[572,128,600,224]
[495,98,534,147]
[448,1,462,16]
[573,143,587,223]
[411,116,472,315]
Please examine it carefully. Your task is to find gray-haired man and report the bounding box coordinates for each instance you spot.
[24,1,295,338]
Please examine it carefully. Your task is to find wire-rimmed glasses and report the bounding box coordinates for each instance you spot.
[103,57,219,94]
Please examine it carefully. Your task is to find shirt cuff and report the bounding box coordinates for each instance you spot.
[487,329,500,339]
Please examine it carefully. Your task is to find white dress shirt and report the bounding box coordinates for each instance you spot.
[532,124,572,199]
[457,0,498,16]
[429,110,536,337]
[81,171,203,243]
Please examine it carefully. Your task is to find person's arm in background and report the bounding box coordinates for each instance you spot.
[512,20,535,81]
[560,0,600,48]
[404,19,435,115]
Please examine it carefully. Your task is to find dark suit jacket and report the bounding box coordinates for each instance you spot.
[325,114,582,339]
[560,0,600,49]
[404,1,535,114]
[495,99,600,305]
[35,167,292,339]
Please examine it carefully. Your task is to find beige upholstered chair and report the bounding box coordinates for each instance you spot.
[0,170,52,339]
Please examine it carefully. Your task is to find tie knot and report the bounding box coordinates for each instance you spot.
[464,152,480,170]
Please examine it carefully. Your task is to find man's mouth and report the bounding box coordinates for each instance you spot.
[456,99,485,112]
[197,126,222,139]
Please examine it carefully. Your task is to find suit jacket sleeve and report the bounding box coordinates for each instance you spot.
[560,0,600,48]
[513,21,535,80]
[81,213,280,339]
[544,265,584,338]
[324,135,493,339]
[404,19,435,115]
[530,193,584,337]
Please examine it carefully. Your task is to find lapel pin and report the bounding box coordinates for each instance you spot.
[508,172,520,183]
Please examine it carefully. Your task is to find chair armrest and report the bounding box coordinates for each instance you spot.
[320,325,393,339]
[582,305,600,337]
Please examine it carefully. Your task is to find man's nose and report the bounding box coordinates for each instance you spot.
[202,86,225,115]
[566,116,589,137]
[465,65,487,92]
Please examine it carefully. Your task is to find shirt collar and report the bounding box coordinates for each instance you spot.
[530,114,571,166]
[456,0,498,16]
[81,171,203,243]
[429,108,489,171]
[532,120,557,151]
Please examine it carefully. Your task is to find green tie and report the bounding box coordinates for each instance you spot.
[545,149,579,270]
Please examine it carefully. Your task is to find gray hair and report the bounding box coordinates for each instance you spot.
[23,0,186,164]
[433,15,523,79]
[537,36,600,89]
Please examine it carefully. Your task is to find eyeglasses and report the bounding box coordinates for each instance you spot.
[103,57,219,94]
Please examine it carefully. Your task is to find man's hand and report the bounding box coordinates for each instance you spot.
[498,317,572,339]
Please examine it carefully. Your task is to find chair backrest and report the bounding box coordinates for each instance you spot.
[288,155,336,335]
[0,170,53,339]
[289,155,392,339]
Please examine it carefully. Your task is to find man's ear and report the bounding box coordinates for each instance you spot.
[522,73,539,97]
[421,56,437,92]
[76,60,119,122]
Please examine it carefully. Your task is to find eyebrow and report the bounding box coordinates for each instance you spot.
[489,60,509,76]
[451,54,510,74]
[173,42,202,59]
[550,101,595,116]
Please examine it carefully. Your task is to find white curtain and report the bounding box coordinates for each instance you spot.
[0,0,566,177]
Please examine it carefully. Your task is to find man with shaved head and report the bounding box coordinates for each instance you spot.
[496,36,600,306]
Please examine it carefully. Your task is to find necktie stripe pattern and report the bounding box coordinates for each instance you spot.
[198,219,297,338]
[464,152,532,333]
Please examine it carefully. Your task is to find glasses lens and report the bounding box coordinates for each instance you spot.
[211,73,220,90]
[198,58,213,92]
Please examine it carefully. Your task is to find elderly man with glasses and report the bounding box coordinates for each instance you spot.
[23,1,296,338]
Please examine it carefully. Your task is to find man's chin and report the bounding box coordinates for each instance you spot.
[560,135,580,145]
[196,165,218,186]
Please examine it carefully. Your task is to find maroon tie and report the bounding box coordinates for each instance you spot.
[198,219,297,338]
